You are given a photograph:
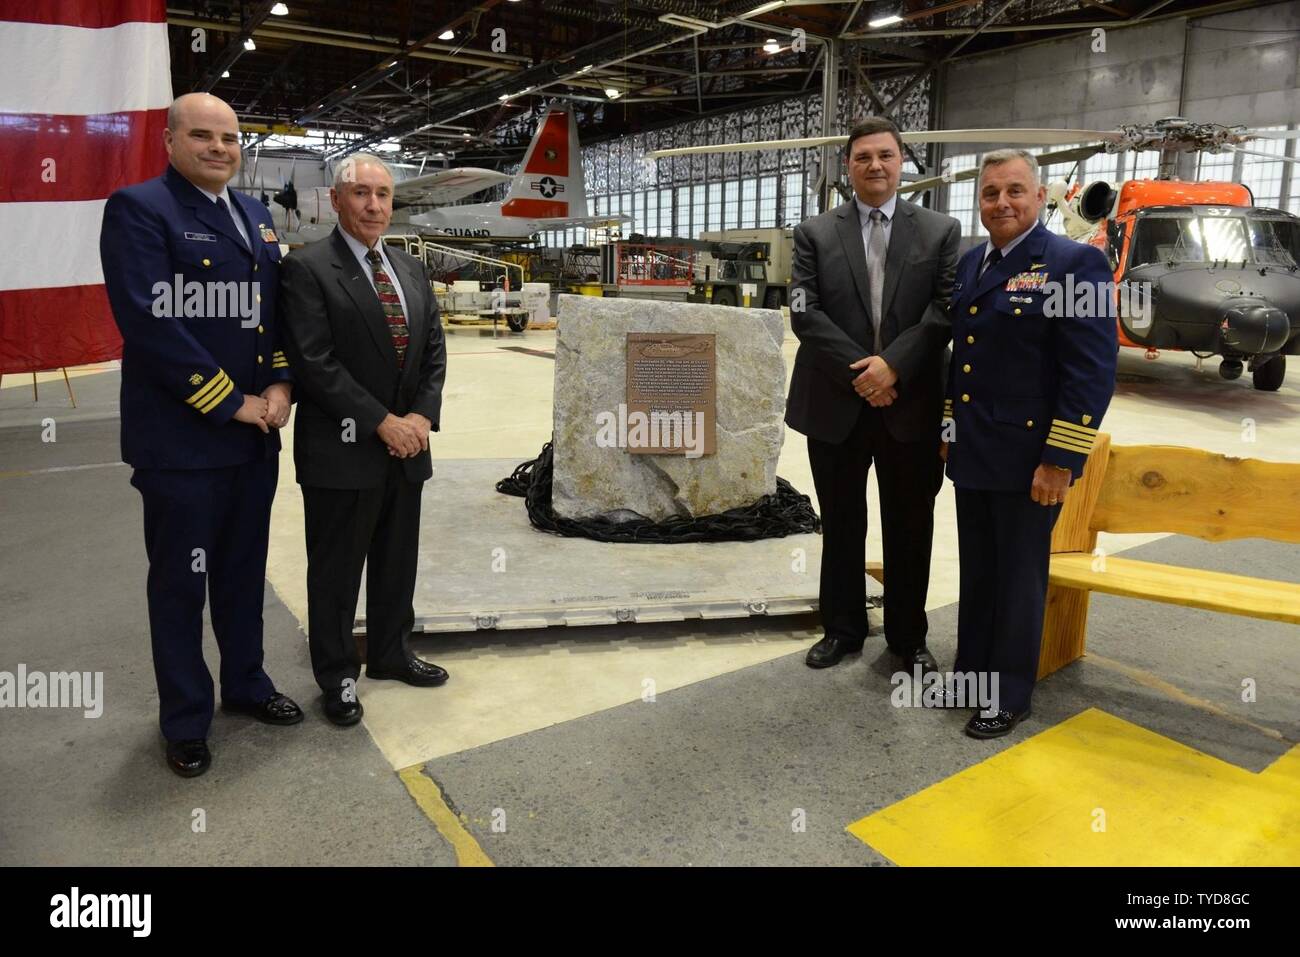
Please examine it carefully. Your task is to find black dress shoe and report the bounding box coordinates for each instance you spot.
[322,688,364,726]
[964,708,1031,739]
[366,656,449,687]
[165,739,211,778]
[894,645,939,676]
[222,692,304,726]
[805,635,864,669]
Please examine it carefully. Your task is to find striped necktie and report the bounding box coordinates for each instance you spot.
[365,248,409,368]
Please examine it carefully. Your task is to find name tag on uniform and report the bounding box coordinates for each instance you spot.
[184,232,217,242]
[1005,271,1048,292]
[1009,295,1035,304]
[259,225,278,243]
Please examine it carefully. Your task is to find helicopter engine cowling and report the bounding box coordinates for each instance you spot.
[1078,181,1119,223]
[1218,297,1291,356]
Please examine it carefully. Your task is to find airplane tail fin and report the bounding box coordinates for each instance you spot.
[501,108,587,219]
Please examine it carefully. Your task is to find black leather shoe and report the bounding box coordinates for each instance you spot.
[805,635,864,669]
[165,739,211,778]
[366,656,449,687]
[322,688,364,726]
[894,645,939,676]
[222,692,304,726]
[965,708,1031,739]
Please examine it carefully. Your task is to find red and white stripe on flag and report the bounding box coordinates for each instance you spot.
[0,0,171,374]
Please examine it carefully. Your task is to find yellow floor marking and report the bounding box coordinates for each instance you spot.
[847,708,1300,866]
[1085,653,1293,743]
[397,764,495,867]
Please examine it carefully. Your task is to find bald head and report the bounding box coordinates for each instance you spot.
[164,93,242,193]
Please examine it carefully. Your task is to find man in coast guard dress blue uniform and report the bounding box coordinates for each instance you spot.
[942,149,1117,738]
[100,94,303,777]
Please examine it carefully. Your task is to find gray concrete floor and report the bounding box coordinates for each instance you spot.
[421,535,1298,866]
[1,355,1297,866]
[0,416,455,866]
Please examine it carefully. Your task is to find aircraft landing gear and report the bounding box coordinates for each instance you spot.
[1252,354,1286,392]
[1219,357,1244,381]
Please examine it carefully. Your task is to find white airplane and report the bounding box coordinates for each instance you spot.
[411,107,626,240]
[248,107,624,243]
[251,166,513,244]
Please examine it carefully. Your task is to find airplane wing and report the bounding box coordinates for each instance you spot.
[647,129,1124,159]
[533,214,633,230]
[393,167,513,208]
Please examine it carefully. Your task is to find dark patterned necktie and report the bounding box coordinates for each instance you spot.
[980,247,1003,278]
[215,196,248,249]
[365,248,409,368]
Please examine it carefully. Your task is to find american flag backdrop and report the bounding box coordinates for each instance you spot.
[0,0,171,374]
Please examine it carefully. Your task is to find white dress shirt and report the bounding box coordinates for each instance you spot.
[338,226,410,321]
[980,221,1038,273]
[854,192,898,248]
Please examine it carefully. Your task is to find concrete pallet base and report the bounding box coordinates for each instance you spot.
[354,458,873,635]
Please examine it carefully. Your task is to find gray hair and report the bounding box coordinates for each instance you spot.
[979,148,1039,184]
[333,153,393,188]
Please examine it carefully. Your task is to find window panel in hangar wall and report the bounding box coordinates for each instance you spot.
[580,71,932,229]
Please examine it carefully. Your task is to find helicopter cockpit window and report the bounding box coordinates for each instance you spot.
[1247,218,1300,267]
[1129,212,1297,267]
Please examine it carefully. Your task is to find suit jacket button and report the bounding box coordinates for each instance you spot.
[256,293,262,303]
[253,264,259,272]
[968,306,977,314]
[257,325,264,334]
[1026,419,1034,428]
[202,258,211,267]
[257,355,263,364]
[961,393,970,403]
[966,335,975,344]
[962,364,971,373]
[1014,308,1022,315]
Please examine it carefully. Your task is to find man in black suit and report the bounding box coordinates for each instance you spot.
[786,116,961,673]
[279,153,448,726]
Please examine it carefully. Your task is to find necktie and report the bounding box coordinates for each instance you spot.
[365,249,409,368]
[215,196,248,249]
[866,208,887,354]
[981,247,1003,278]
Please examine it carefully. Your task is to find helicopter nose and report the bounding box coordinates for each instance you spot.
[1218,297,1290,355]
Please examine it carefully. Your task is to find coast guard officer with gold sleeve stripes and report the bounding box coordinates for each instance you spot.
[100,94,303,778]
[940,149,1117,738]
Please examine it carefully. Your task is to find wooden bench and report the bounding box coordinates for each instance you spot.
[1038,433,1300,677]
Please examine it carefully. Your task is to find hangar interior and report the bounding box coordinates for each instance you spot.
[1,0,1298,867]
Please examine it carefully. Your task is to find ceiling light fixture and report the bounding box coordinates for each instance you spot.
[605,88,621,100]
[439,29,454,41]
[868,14,903,28]
[270,3,289,15]
[243,38,256,50]
[762,38,780,54]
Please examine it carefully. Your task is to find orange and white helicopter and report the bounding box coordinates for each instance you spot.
[650,118,1300,391]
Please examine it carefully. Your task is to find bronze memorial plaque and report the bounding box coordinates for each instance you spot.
[624,333,716,457]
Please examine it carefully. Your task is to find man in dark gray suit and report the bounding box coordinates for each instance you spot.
[787,116,960,673]
[279,153,448,726]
